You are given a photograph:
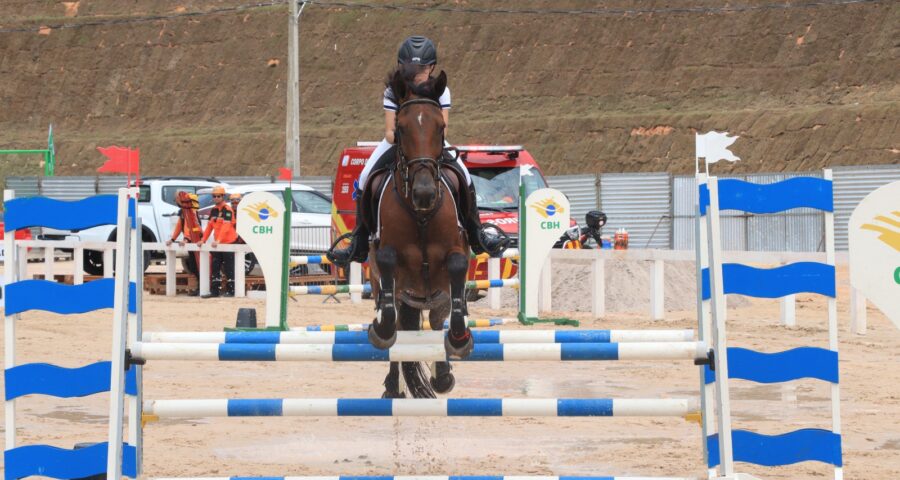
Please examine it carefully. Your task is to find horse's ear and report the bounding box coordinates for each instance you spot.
[390,68,408,103]
[433,71,448,101]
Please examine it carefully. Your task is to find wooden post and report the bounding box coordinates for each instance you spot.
[591,256,605,318]
[235,250,246,298]
[650,259,665,320]
[165,248,177,297]
[780,294,796,327]
[488,257,501,310]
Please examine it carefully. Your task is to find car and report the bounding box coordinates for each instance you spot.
[39,177,225,275]
[198,183,333,275]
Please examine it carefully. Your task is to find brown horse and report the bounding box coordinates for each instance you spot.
[366,69,474,397]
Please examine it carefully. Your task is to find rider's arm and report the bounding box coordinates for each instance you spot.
[385,110,396,144]
[442,109,449,138]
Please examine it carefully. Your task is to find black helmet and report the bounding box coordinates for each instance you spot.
[585,210,607,230]
[397,35,437,65]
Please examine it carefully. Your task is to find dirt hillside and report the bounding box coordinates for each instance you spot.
[0,0,897,183]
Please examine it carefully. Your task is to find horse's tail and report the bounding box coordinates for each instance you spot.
[401,362,436,399]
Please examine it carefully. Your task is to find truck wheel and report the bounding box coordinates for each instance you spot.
[82,229,152,276]
[83,250,104,276]
[245,253,258,276]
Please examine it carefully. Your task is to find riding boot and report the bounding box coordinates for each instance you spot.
[463,184,509,257]
[327,197,371,267]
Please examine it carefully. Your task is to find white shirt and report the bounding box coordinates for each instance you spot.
[383,85,451,111]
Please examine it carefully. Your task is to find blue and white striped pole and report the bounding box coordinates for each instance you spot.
[144,398,698,418]
[131,341,709,362]
[154,476,695,480]
[143,329,694,345]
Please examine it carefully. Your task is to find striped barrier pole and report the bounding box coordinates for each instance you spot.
[144,398,699,418]
[131,341,709,362]
[289,255,331,266]
[289,280,517,296]
[143,329,695,345]
[289,284,371,295]
[471,248,520,259]
[292,318,518,332]
[467,278,519,289]
[153,476,696,480]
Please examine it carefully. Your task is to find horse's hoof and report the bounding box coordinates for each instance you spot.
[368,323,397,350]
[430,373,456,394]
[382,389,406,399]
[444,329,474,359]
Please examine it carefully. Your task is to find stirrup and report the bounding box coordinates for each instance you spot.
[327,232,357,266]
[477,223,510,257]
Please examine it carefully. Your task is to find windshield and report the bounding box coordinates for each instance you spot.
[470,166,548,210]
[291,190,331,214]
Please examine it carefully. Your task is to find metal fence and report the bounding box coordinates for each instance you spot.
[7,165,900,251]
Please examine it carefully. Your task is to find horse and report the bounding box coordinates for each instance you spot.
[363,69,474,398]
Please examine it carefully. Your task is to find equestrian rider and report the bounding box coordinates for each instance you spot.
[328,35,508,266]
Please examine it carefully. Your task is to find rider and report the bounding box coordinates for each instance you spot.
[328,35,508,266]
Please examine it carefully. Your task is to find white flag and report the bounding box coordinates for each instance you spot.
[696,131,740,164]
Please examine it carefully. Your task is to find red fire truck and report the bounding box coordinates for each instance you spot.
[331,144,554,285]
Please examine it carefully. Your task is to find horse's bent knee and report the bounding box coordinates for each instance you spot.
[375,247,398,274]
[446,252,468,278]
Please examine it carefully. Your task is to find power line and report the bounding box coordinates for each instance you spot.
[0,0,885,34]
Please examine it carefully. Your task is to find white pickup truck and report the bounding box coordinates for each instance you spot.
[40,177,223,275]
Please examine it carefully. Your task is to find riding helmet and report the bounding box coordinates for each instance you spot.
[397,35,437,65]
[585,210,608,230]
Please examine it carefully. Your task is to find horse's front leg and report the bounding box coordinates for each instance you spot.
[368,246,398,349]
[443,251,474,358]
[428,305,455,394]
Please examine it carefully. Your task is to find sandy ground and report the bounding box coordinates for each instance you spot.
[1,260,898,479]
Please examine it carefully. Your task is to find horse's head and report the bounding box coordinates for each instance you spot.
[390,68,448,213]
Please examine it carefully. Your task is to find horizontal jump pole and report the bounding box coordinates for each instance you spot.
[144,398,699,418]
[289,255,332,265]
[143,329,694,345]
[153,476,696,480]
[130,341,709,362]
[289,280,518,295]
[291,318,518,332]
[472,248,520,259]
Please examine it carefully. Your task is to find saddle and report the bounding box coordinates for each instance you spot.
[360,146,471,236]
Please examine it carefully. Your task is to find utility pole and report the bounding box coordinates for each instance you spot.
[286,1,304,176]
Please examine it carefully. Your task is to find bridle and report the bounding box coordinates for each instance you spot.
[391,97,447,297]
[394,97,444,204]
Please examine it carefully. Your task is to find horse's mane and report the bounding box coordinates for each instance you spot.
[385,66,445,104]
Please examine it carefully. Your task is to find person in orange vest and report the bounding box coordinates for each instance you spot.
[198,185,238,298]
[229,192,245,244]
[166,191,203,296]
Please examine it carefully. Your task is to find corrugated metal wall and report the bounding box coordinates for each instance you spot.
[8,166,899,251]
[833,165,900,251]
[674,172,825,252]
[600,173,671,249]
[547,174,599,227]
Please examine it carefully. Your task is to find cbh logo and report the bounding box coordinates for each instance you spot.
[530,198,565,230]
[860,211,900,285]
[242,201,279,235]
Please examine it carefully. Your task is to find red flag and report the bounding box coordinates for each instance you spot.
[97,146,140,174]
[277,167,292,181]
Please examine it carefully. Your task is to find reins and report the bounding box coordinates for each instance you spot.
[391,97,447,298]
